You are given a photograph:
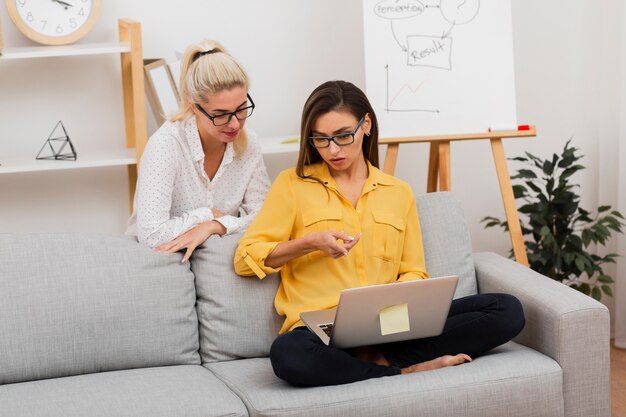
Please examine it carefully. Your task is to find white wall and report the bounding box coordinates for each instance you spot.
[1,1,624,331]
[616,1,626,349]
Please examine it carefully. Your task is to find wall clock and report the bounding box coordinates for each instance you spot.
[5,0,101,46]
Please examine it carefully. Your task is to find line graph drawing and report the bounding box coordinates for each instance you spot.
[385,65,439,113]
[389,80,424,106]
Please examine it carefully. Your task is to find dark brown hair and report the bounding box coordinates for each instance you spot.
[296,80,379,178]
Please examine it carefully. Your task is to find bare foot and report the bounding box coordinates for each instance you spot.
[401,354,472,374]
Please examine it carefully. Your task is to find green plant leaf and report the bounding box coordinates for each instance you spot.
[582,229,591,247]
[542,158,555,176]
[603,216,621,230]
[601,253,619,264]
[561,165,585,179]
[602,285,614,297]
[483,221,501,228]
[598,205,611,213]
[591,287,601,301]
[512,169,537,180]
[563,252,574,265]
[519,204,539,214]
[524,152,541,162]
[512,185,527,199]
[611,210,625,219]
[526,181,542,194]
[546,178,555,195]
[570,234,583,250]
[558,155,575,168]
[575,256,586,272]
[598,275,614,283]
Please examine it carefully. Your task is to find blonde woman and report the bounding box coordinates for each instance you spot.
[127,40,270,262]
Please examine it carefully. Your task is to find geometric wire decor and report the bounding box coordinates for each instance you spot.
[36,120,77,161]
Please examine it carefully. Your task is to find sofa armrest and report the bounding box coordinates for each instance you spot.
[473,252,610,417]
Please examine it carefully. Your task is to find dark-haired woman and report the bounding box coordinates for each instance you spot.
[234,80,524,387]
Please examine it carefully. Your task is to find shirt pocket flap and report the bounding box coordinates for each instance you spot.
[372,210,405,231]
[302,208,342,227]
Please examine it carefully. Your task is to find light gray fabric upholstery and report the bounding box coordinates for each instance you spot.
[0,365,247,417]
[0,234,200,385]
[206,342,564,417]
[474,252,611,417]
[190,234,282,363]
[1,193,611,417]
[415,192,477,298]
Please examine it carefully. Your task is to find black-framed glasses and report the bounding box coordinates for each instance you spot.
[195,94,255,126]
[307,116,365,149]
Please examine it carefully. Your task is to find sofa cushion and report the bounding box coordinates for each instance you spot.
[0,365,247,417]
[415,192,477,298]
[0,234,200,385]
[205,342,564,417]
[191,234,282,362]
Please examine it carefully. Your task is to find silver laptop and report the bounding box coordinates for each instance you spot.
[300,275,458,349]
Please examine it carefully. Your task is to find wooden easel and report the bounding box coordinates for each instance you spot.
[380,126,537,266]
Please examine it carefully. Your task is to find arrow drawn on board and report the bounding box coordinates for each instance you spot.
[441,22,456,39]
[390,21,407,52]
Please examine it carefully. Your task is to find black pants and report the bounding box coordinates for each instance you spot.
[270,293,525,387]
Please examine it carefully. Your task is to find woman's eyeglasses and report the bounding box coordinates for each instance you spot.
[307,116,365,149]
[195,94,255,126]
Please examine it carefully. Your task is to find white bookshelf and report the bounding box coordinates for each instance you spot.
[0,19,146,207]
[0,42,131,60]
[0,148,136,175]
[0,41,138,176]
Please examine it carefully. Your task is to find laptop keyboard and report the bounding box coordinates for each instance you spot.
[319,323,334,337]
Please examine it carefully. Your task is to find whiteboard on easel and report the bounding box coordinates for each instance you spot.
[363,0,517,137]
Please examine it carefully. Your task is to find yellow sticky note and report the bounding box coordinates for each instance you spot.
[379,303,410,336]
[280,138,299,144]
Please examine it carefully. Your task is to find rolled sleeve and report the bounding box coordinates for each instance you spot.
[214,215,239,235]
[234,170,296,279]
[235,242,282,278]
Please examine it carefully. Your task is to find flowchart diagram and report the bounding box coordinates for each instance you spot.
[379,0,480,71]
[363,0,516,136]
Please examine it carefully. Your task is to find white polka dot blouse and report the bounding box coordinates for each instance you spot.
[126,117,271,247]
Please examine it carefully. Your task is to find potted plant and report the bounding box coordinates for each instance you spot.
[482,140,624,300]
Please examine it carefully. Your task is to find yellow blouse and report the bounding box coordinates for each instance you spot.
[234,161,428,333]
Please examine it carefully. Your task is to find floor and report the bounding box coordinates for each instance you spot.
[613,342,626,417]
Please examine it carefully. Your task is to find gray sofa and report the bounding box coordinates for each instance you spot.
[0,193,610,417]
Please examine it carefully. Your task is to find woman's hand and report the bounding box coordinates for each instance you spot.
[264,231,362,268]
[156,220,226,263]
[307,230,361,259]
